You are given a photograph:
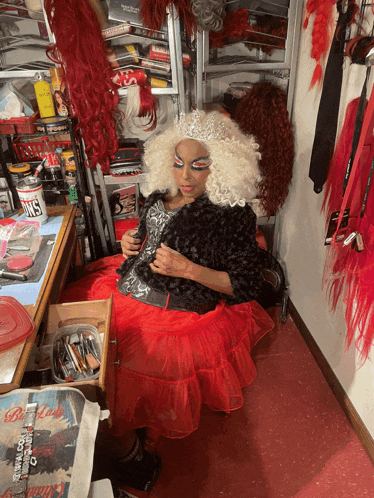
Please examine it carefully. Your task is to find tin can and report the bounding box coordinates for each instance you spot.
[112,69,148,87]
[148,44,191,67]
[16,176,48,225]
[150,77,172,88]
[60,150,76,169]
[8,163,33,187]
[141,57,171,73]
[34,74,56,118]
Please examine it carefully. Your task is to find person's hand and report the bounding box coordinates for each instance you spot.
[121,229,141,258]
[150,243,196,279]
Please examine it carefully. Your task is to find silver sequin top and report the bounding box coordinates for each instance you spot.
[117,199,180,299]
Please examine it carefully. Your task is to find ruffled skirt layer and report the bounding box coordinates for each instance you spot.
[63,255,274,438]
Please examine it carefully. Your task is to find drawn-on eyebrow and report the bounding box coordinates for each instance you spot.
[175,151,210,163]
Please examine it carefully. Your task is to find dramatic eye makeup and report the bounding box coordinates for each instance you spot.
[173,154,184,168]
[173,152,211,170]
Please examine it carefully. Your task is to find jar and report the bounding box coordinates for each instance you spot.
[8,163,32,187]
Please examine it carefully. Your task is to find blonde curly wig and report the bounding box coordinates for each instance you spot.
[141,110,262,207]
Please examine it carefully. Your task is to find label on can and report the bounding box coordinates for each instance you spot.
[16,177,48,225]
[150,77,171,88]
[61,150,76,169]
[44,152,60,168]
[49,67,69,117]
[34,80,56,118]
[102,23,132,40]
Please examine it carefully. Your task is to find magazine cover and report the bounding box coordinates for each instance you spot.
[108,0,141,24]
[108,183,138,220]
[0,387,108,498]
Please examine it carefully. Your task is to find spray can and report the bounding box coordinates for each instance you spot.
[34,73,56,118]
[16,176,48,225]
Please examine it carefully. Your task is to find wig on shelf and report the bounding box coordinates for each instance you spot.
[234,81,294,218]
[209,8,287,55]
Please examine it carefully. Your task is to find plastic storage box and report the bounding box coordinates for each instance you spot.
[12,136,72,161]
[51,323,102,384]
[0,110,39,135]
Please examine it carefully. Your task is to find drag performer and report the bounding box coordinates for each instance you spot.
[63,110,274,492]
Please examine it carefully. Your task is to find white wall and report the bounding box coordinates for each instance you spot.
[277,10,374,437]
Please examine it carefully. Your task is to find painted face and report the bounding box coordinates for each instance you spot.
[173,139,211,200]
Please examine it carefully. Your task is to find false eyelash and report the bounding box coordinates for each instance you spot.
[173,162,184,169]
[191,163,211,171]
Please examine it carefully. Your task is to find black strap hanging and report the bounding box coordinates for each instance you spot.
[309,0,349,194]
[342,66,370,195]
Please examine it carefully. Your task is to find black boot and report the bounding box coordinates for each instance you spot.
[109,436,162,493]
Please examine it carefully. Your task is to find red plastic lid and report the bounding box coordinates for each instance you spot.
[0,296,35,351]
[7,255,34,271]
[0,219,16,227]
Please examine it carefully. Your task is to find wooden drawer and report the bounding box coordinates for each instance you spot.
[36,297,113,406]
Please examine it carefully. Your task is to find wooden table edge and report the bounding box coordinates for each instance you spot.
[3,205,77,391]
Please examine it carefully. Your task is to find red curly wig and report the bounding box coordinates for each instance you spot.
[45,0,119,174]
[209,8,287,55]
[234,81,294,217]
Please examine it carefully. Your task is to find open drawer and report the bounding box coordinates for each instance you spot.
[37,296,113,405]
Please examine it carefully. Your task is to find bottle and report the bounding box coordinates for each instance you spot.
[34,73,56,118]
[55,147,65,176]
[41,137,63,189]
[65,160,78,205]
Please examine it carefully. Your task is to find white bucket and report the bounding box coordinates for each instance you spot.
[16,176,48,225]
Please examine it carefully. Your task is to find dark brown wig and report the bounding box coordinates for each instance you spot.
[234,81,294,217]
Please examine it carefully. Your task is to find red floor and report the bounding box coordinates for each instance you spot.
[134,308,374,498]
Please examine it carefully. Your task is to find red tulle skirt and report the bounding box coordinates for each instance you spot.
[63,255,274,438]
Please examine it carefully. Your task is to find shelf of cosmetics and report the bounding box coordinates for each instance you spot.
[5,142,78,207]
[32,42,191,125]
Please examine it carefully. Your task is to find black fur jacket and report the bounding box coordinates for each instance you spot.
[116,191,263,307]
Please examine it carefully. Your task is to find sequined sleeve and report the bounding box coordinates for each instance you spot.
[117,199,180,299]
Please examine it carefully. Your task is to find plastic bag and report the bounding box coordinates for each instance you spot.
[0,219,40,261]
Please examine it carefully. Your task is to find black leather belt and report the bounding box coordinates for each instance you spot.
[131,288,217,315]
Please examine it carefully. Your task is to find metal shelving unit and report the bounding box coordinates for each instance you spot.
[194,0,303,256]
[0,3,104,262]
[95,5,188,252]
[195,0,303,116]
